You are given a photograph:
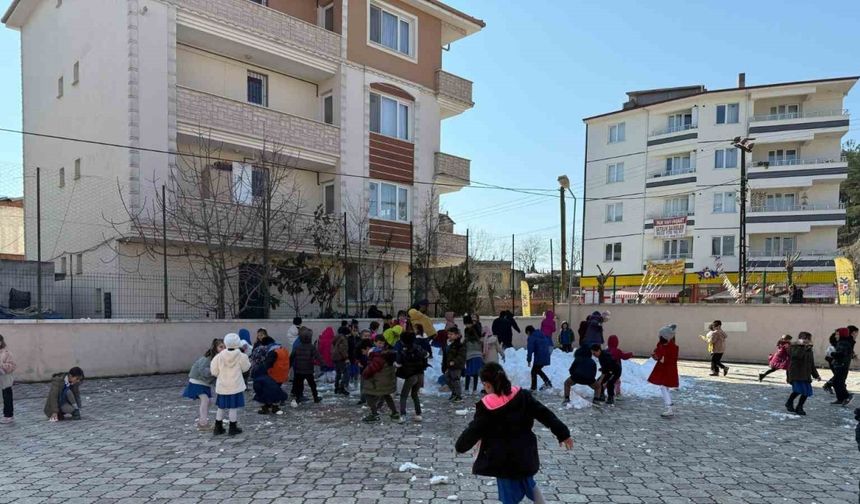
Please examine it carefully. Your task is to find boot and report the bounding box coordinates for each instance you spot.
[228,422,243,436]
[795,396,807,416]
[257,405,271,415]
[660,405,674,418]
[722,367,729,376]
[758,373,765,382]
[213,420,226,436]
[606,396,615,406]
[785,393,798,413]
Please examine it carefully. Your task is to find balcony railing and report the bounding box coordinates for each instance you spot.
[436,70,474,106]
[649,123,698,137]
[749,202,845,213]
[434,152,471,185]
[176,87,340,158]
[648,253,692,261]
[749,109,849,122]
[173,0,341,59]
[751,156,847,167]
[650,166,696,178]
[647,210,695,220]
[748,249,837,258]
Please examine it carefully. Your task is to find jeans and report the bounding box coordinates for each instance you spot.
[400,374,423,415]
[710,353,727,373]
[446,369,462,398]
[368,395,397,416]
[530,364,550,390]
[291,373,319,400]
[60,388,78,414]
[831,367,850,401]
[2,387,12,418]
[334,361,349,392]
[604,370,620,399]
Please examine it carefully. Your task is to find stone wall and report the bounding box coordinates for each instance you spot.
[435,70,473,106]
[434,152,471,184]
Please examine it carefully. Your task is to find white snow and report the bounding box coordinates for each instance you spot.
[446,496,458,501]
[454,409,470,416]
[430,475,449,485]
[399,462,430,472]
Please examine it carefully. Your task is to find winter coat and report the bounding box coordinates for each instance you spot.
[492,314,520,348]
[408,308,437,337]
[347,334,360,362]
[292,331,323,376]
[317,327,335,368]
[383,326,403,347]
[831,336,856,371]
[577,320,588,341]
[44,373,81,418]
[768,340,791,370]
[210,348,251,395]
[606,335,632,363]
[0,347,16,390]
[706,329,728,354]
[249,343,271,376]
[396,343,428,379]
[558,329,574,347]
[597,351,619,375]
[569,345,596,380]
[465,333,484,361]
[582,314,604,347]
[188,356,216,386]
[540,311,556,338]
[527,330,552,367]
[447,339,467,370]
[332,333,349,363]
[362,350,396,396]
[787,343,820,383]
[455,387,570,479]
[648,339,679,388]
[483,335,503,364]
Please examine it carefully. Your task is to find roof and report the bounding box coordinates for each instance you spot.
[422,0,486,28]
[583,75,860,122]
[1,0,21,24]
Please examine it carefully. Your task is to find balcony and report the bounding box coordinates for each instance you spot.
[748,157,848,189]
[747,202,846,234]
[748,249,838,269]
[434,152,471,192]
[645,167,696,191]
[176,86,340,166]
[748,109,849,140]
[647,123,698,147]
[173,0,340,81]
[436,70,474,118]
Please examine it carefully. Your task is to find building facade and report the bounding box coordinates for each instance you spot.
[581,75,857,302]
[4,0,482,317]
[0,197,24,260]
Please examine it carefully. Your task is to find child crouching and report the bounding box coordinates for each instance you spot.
[182,338,224,430]
[210,333,251,435]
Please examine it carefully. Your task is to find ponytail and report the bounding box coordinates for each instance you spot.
[479,362,512,396]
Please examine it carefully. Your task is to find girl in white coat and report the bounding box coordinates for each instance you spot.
[210,333,251,436]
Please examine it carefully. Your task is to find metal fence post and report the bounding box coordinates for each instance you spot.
[36,166,42,318]
[162,184,169,320]
[69,254,74,318]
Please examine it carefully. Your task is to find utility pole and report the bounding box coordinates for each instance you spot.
[510,234,515,314]
[161,184,169,320]
[36,167,42,319]
[732,136,755,303]
[559,186,567,299]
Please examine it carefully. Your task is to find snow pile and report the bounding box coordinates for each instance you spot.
[398,462,430,472]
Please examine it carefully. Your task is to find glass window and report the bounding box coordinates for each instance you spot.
[369,3,413,56]
[666,155,692,175]
[323,4,334,31]
[714,148,738,169]
[368,181,410,223]
[711,236,735,256]
[399,19,410,54]
[381,11,398,49]
[232,162,254,205]
[604,243,621,262]
[323,94,333,124]
[607,163,624,183]
[398,187,408,221]
[714,149,724,169]
[716,103,739,124]
[663,239,691,259]
[247,71,267,106]
[369,5,381,43]
[59,167,65,188]
[370,92,410,140]
[380,183,397,220]
[323,183,335,215]
[605,203,623,222]
[397,103,408,140]
[609,122,625,143]
[75,253,83,274]
[713,192,736,213]
[380,96,397,137]
[369,182,379,217]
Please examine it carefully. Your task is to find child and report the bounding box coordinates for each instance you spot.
[483,325,504,365]
[540,310,557,343]
[648,324,679,418]
[182,338,224,429]
[397,310,408,330]
[705,320,729,377]
[606,335,632,398]
[210,333,251,435]
[291,327,323,406]
[252,336,290,415]
[369,321,381,340]
[45,367,85,421]
[829,326,856,406]
[383,325,403,348]
[759,335,791,382]
[785,331,820,416]
[414,323,433,359]
[464,325,484,394]
[445,327,466,403]
[0,334,16,424]
[594,344,621,405]
[354,329,372,405]
[823,332,839,394]
[563,344,600,404]
[526,325,552,391]
[396,331,428,422]
[582,311,606,348]
[318,326,335,383]
[361,337,402,423]
[287,317,302,349]
[558,322,574,353]
[455,363,573,504]
[332,326,350,396]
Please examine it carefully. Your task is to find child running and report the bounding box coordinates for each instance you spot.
[210,333,251,435]
[705,320,729,376]
[361,337,402,423]
[759,335,792,382]
[182,338,224,430]
[464,325,485,395]
[396,331,428,422]
[455,363,573,504]
[648,324,680,418]
[0,334,16,424]
[526,325,553,391]
[785,331,820,416]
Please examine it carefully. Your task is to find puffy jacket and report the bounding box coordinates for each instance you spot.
[44,373,81,418]
[455,388,570,479]
[188,356,216,386]
[210,348,251,395]
[831,337,856,370]
[0,347,16,390]
[483,335,503,364]
[787,343,820,383]
[540,311,556,338]
[582,314,604,347]
[558,329,574,346]
[447,339,467,370]
[383,326,403,347]
[569,345,596,380]
[606,335,633,363]
[332,333,349,363]
[362,350,397,396]
[396,343,428,379]
[318,327,335,368]
[527,330,552,367]
[706,329,728,354]
[291,331,323,376]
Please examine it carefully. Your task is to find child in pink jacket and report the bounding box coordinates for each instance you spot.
[606,335,633,397]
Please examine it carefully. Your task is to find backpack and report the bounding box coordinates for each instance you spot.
[397,345,428,379]
[268,347,291,384]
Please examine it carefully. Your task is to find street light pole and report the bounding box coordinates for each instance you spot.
[732,136,755,303]
[559,185,567,299]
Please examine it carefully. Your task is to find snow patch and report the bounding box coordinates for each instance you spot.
[430,475,449,485]
[399,462,430,472]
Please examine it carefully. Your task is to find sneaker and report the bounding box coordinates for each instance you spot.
[257,406,271,415]
[723,367,729,376]
[71,410,81,421]
[362,414,380,423]
[562,398,570,405]
[413,415,423,423]
[452,396,464,403]
[196,421,210,431]
[843,395,854,406]
[290,399,299,408]
[0,417,13,425]
[660,408,674,418]
[391,413,404,424]
[606,397,615,406]
[539,383,553,391]
[313,397,322,404]
[795,407,807,416]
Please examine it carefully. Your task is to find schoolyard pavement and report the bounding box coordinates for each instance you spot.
[1,360,859,504]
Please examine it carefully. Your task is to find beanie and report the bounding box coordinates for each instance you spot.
[224,333,241,349]
[658,324,677,340]
[837,327,850,339]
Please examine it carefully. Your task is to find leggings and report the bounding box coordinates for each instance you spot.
[465,375,480,392]
[659,386,672,407]
[197,394,210,423]
[399,374,422,415]
[2,386,12,418]
[215,408,238,422]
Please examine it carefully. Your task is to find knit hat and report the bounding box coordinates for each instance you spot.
[658,324,677,340]
[837,327,850,339]
[224,333,241,349]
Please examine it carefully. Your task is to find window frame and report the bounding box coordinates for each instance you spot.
[714,148,738,169]
[246,70,268,107]
[712,192,737,214]
[369,91,411,141]
[605,202,623,223]
[73,158,81,180]
[716,103,740,124]
[320,3,335,31]
[321,92,334,125]
[608,122,626,143]
[604,242,622,262]
[711,235,735,257]
[606,162,624,184]
[57,76,63,98]
[75,253,83,274]
[368,180,410,223]
[59,167,65,188]
[769,104,800,120]
[662,238,691,259]
[367,1,417,61]
[72,61,79,85]
[665,154,692,176]
[231,162,265,206]
[322,182,335,215]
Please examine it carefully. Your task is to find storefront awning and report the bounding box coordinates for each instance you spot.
[613,286,683,299]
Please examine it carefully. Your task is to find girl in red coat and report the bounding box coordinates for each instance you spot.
[648,324,680,418]
[758,334,792,382]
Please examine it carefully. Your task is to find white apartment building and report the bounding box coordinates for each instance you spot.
[3,0,483,317]
[581,74,856,301]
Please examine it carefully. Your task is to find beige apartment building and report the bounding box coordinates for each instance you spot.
[0,197,24,260]
[3,0,483,317]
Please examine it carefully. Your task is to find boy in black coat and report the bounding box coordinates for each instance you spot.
[594,344,620,405]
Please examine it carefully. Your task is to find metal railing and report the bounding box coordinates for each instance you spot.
[650,166,696,178]
[751,156,847,167]
[647,210,695,220]
[749,202,846,213]
[750,109,849,122]
[648,253,693,261]
[649,123,698,137]
[748,249,837,258]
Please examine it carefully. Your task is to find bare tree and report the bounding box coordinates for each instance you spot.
[783,251,802,288]
[343,194,395,316]
[595,265,614,305]
[411,188,442,303]
[515,236,547,273]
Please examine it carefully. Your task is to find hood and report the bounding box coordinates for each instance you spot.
[544,310,554,320]
[574,345,592,360]
[607,335,619,349]
[221,348,244,365]
[481,386,521,410]
[299,331,312,345]
[320,327,335,341]
[837,327,851,340]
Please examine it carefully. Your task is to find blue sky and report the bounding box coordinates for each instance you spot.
[1,0,859,263]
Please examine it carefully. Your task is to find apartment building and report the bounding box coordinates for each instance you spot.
[0,197,24,260]
[581,74,856,302]
[3,0,483,317]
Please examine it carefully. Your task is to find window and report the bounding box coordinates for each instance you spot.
[663,238,691,259]
[231,162,264,205]
[59,167,65,188]
[769,104,799,120]
[247,71,268,107]
[59,257,67,274]
[764,193,796,212]
[57,76,63,98]
[711,236,735,256]
[72,61,79,85]
[605,202,623,222]
[74,158,81,180]
[716,103,739,124]
[347,263,393,303]
[322,93,334,125]
[368,181,410,222]
[607,163,624,183]
[663,196,690,218]
[323,183,335,215]
[370,92,410,140]
[767,149,798,166]
[75,253,83,274]
[321,4,335,31]
[714,148,738,169]
[713,192,736,213]
[665,155,692,176]
[667,112,693,132]
[608,122,625,143]
[604,242,622,262]
[369,3,415,57]
[764,236,796,256]
[249,0,267,4]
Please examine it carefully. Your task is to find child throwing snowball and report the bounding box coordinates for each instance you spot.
[455,363,573,504]
[648,324,680,418]
[210,333,251,436]
[182,338,224,430]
